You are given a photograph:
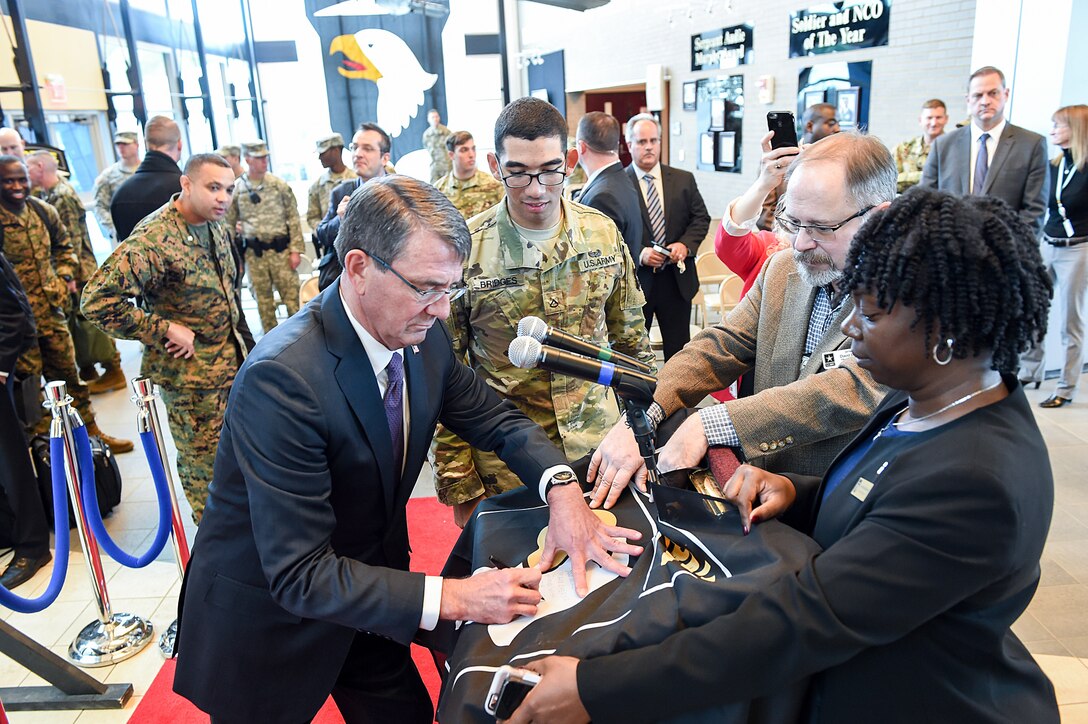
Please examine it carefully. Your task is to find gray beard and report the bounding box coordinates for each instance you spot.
[793,250,843,287]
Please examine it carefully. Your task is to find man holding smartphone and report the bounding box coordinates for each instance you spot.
[625,114,710,360]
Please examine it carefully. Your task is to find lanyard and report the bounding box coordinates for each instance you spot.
[1056,155,1077,237]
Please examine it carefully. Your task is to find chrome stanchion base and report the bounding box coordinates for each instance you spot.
[67,613,154,668]
[157,618,177,658]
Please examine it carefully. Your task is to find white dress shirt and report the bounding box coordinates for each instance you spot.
[340,287,442,631]
[970,118,1006,194]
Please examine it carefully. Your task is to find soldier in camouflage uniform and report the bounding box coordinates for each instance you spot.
[0,156,132,452]
[215,144,244,179]
[433,97,654,526]
[423,109,453,183]
[305,133,356,238]
[227,141,304,333]
[82,154,246,522]
[434,130,504,220]
[91,131,141,244]
[26,151,126,392]
[894,99,949,193]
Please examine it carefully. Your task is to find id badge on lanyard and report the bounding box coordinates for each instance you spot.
[1057,156,1076,238]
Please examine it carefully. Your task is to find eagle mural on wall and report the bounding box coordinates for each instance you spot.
[329,29,438,137]
[305,0,448,162]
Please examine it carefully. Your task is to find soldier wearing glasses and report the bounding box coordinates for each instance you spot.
[227,140,304,333]
[433,97,654,527]
[588,133,892,508]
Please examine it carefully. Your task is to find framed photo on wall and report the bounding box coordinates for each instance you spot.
[682,81,697,111]
[837,86,860,129]
[716,131,736,170]
[803,88,825,111]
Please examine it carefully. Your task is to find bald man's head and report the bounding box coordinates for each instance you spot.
[25,150,59,190]
[0,128,25,157]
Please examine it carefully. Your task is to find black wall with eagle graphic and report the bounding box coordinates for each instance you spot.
[305,1,449,163]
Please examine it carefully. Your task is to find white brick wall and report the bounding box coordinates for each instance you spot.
[518,0,977,216]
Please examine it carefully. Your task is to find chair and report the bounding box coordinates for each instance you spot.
[718,274,744,315]
[695,251,730,287]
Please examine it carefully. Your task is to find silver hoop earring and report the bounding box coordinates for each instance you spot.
[932,338,954,366]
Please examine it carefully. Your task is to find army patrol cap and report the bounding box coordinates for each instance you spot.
[242,140,270,158]
[216,144,242,158]
[315,133,345,153]
[113,131,139,145]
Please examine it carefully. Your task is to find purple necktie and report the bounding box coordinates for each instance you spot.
[973,133,990,195]
[384,353,404,476]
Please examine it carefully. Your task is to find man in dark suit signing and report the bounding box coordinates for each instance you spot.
[576,112,643,263]
[920,65,1049,234]
[173,176,642,724]
[624,113,710,360]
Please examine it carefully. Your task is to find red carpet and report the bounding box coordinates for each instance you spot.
[129,497,461,723]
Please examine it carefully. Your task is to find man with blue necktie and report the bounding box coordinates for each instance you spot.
[625,114,710,360]
[921,66,1048,235]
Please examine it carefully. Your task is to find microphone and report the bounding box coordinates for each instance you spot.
[517,316,652,373]
[508,337,656,403]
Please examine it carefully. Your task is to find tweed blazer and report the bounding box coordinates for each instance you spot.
[653,245,888,476]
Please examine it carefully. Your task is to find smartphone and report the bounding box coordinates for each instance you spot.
[652,243,671,256]
[767,111,800,150]
[484,665,541,718]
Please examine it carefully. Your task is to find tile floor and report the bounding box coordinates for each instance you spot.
[4,337,1088,722]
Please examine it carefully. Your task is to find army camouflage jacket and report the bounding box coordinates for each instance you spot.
[895,135,935,193]
[227,173,304,253]
[0,197,77,321]
[81,197,245,389]
[42,178,96,284]
[92,161,134,238]
[434,168,505,221]
[306,167,357,230]
[433,196,655,505]
[423,124,452,181]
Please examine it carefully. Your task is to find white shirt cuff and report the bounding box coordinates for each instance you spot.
[539,464,577,501]
[420,575,442,631]
[724,199,760,235]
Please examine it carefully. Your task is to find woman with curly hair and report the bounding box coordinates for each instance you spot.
[504,186,1057,724]
[1019,104,1088,407]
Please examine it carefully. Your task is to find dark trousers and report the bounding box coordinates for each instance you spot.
[0,376,49,555]
[210,632,433,724]
[643,271,692,361]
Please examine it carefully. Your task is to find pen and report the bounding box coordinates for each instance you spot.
[489,555,544,601]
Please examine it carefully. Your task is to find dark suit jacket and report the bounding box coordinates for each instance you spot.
[173,280,567,722]
[578,162,644,267]
[110,150,183,242]
[920,122,1049,234]
[579,378,1058,723]
[625,163,709,301]
[0,252,35,373]
[314,178,363,289]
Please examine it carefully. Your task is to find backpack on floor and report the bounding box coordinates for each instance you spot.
[30,433,123,529]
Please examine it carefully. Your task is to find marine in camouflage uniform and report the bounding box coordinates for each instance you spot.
[423,115,452,183]
[227,141,304,333]
[433,168,504,221]
[894,135,934,194]
[82,195,248,522]
[0,178,131,452]
[91,131,141,243]
[433,195,654,505]
[37,171,125,383]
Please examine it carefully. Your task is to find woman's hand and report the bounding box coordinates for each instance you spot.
[757,131,801,191]
[718,464,797,534]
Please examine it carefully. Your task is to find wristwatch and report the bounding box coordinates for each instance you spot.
[544,470,578,496]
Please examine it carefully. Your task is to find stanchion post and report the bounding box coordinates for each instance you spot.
[45,381,153,667]
[130,377,188,657]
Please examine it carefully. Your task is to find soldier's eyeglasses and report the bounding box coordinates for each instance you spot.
[248,192,261,204]
[774,206,874,243]
[498,168,567,189]
[363,250,468,303]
